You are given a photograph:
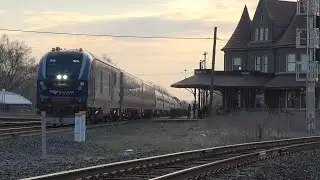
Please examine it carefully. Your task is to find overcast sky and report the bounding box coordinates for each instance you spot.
[0,0,294,101]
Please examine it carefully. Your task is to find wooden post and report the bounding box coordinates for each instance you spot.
[209,27,217,115]
[41,111,46,158]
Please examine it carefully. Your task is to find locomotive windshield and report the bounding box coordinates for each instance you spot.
[45,53,83,79]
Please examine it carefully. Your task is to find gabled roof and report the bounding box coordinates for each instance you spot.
[264,0,296,27]
[276,15,307,47]
[222,0,298,50]
[221,5,251,51]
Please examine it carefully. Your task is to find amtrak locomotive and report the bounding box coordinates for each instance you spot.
[37,47,185,125]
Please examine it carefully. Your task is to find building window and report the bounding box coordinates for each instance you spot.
[254,27,268,41]
[286,90,300,109]
[301,91,306,108]
[263,56,268,72]
[255,89,265,108]
[300,54,309,72]
[282,89,320,109]
[232,57,241,70]
[286,54,296,72]
[254,56,268,72]
[259,27,264,41]
[261,14,264,21]
[255,28,259,41]
[255,56,261,71]
[265,28,268,40]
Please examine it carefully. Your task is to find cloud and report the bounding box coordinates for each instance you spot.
[22,0,260,30]
[28,15,236,39]
[23,11,163,30]
[0,10,4,14]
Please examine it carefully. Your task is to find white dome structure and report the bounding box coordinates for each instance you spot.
[0,91,32,105]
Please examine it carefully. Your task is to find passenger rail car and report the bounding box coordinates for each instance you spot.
[36,48,183,125]
[154,90,164,116]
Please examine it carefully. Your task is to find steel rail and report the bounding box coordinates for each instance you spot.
[0,116,41,121]
[0,121,41,127]
[150,141,320,180]
[0,121,133,138]
[0,118,183,138]
[22,136,320,180]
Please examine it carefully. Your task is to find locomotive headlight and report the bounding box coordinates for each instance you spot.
[80,82,84,86]
[56,75,62,80]
[63,75,68,80]
[39,81,44,86]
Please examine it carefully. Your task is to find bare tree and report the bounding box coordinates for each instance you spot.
[102,54,112,63]
[0,34,36,93]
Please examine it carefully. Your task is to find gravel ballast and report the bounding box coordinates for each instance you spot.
[211,149,320,180]
[0,111,315,179]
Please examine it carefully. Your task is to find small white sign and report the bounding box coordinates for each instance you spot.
[74,111,86,142]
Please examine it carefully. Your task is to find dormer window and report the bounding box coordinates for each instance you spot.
[254,27,269,41]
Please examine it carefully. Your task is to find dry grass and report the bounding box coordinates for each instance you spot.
[0,110,315,180]
[205,110,312,144]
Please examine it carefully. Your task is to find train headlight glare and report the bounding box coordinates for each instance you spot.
[57,75,62,80]
[63,75,68,80]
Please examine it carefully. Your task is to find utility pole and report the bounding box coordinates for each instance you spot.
[209,27,217,116]
[296,0,319,135]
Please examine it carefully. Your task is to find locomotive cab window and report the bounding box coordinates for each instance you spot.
[45,53,83,79]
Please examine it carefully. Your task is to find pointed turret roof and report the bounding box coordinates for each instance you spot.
[221,5,251,51]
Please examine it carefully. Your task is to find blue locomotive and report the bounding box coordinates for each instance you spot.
[36,47,184,125]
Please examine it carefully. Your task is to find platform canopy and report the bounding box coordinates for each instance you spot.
[0,91,32,105]
[171,70,272,89]
[171,74,210,88]
[264,73,320,88]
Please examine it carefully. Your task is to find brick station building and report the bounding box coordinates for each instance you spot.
[171,0,320,112]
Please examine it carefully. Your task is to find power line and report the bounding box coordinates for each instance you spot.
[31,45,213,56]
[0,28,227,41]
[133,72,194,76]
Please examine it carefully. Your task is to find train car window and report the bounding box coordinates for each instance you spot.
[100,70,103,93]
[46,53,83,79]
[89,64,94,98]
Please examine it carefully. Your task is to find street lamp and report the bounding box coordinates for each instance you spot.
[184,69,187,79]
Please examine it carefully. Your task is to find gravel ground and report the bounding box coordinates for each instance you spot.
[0,111,314,179]
[211,149,320,180]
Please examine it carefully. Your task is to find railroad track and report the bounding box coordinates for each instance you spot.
[0,120,133,138]
[22,136,320,180]
[0,115,41,121]
[0,116,189,138]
